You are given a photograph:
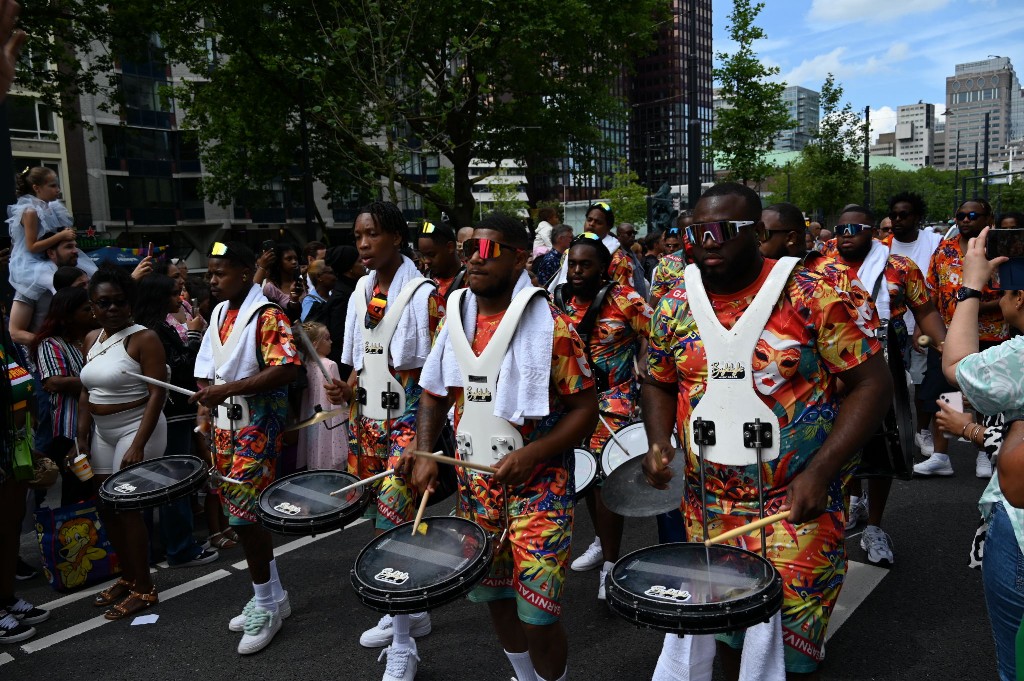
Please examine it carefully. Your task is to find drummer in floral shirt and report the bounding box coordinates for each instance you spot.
[551,232,653,598]
[642,183,891,678]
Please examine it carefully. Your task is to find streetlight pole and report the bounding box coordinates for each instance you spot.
[953,130,961,214]
[983,111,991,199]
[863,106,871,207]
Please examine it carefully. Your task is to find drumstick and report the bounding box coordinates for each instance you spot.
[210,468,245,485]
[292,323,332,382]
[917,334,944,351]
[413,450,498,475]
[411,488,431,536]
[703,511,791,547]
[329,468,395,496]
[599,413,637,459]
[122,370,196,397]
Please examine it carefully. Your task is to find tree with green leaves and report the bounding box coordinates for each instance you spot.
[605,161,648,227]
[711,0,792,186]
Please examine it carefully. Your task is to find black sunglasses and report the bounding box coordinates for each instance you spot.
[888,210,913,220]
[956,210,987,221]
[91,297,130,310]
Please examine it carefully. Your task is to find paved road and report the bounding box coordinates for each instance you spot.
[6,440,997,680]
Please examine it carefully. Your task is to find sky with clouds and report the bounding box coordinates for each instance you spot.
[710,0,1024,142]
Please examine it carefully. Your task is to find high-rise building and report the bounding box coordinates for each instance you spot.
[944,56,1024,172]
[870,132,896,158]
[893,102,936,168]
[562,0,713,203]
[774,86,820,152]
[933,120,947,170]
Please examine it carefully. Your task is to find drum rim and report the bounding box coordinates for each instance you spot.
[351,516,493,601]
[599,422,646,474]
[256,469,367,529]
[573,449,598,489]
[607,542,782,611]
[98,454,208,506]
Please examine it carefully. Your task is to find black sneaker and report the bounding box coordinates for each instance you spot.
[168,548,219,568]
[4,598,50,626]
[0,610,35,643]
[15,558,37,581]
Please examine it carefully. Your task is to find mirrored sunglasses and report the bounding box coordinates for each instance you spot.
[683,220,754,246]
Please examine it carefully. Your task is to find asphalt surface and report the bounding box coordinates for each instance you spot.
[6,438,997,681]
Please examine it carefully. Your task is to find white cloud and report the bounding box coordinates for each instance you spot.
[808,0,951,24]
[782,43,911,87]
[869,106,898,142]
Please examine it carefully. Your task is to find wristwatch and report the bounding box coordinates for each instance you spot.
[956,286,983,302]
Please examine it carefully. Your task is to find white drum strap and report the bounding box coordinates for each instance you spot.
[685,257,799,466]
[352,276,433,420]
[447,287,544,465]
[210,301,268,431]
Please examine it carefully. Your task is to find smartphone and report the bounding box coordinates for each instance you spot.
[986,228,1024,259]
[939,391,963,412]
[262,239,275,253]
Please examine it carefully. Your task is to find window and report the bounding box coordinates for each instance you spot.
[8,95,56,140]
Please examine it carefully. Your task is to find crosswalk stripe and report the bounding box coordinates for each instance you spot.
[826,560,889,641]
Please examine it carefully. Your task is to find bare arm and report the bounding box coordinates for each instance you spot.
[190,364,299,408]
[909,300,946,347]
[121,331,168,467]
[998,420,1024,507]
[407,389,456,488]
[641,376,680,488]
[76,330,100,453]
[8,299,35,346]
[42,375,82,395]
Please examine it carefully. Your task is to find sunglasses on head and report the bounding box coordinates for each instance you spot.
[666,227,682,237]
[210,241,229,256]
[462,237,521,261]
[421,222,437,234]
[592,201,611,211]
[573,232,601,243]
[835,223,873,237]
[956,210,987,221]
[683,221,754,246]
[91,297,129,310]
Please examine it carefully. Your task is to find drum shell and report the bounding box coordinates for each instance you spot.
[600,422,648,476]
[856,324,914,480]
[98,455,208,511]
[350,517,493,614]
[605,543,783,635]
[573,448,598,501]
[257,470,370,536]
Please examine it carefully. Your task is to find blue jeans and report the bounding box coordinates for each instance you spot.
[160,420,204,565]
[983,501,1024,681]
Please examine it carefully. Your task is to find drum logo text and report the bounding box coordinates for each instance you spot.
[710,361,745,380]
[374,568,410,585]
[113,482,137,494]
[273,502,302,516]
[364,341,385,355]
[466,386,492,403]
[644,585,692,602]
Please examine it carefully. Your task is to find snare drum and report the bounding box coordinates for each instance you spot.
[257,470,370,536]
[600,423,648,475]
[99,455,208,511]
[573,449,598,500]
[351,516,493,614]
[606,543,783,635]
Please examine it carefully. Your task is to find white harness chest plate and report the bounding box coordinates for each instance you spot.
[352,276,433,421]
[447,287,544,467]
[685,258,799,466]
[210,302,270,431]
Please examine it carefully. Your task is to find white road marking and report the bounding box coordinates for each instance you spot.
[21,569,232,654]
[230,519,366,571]
[0,653,14,666]
[36,568,158,612]
[826,560,889,641]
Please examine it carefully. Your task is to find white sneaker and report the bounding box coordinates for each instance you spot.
[379,638,420,681]
[360,612,432,648]
[237,606,281,655]
[915,429,934,456]
[860,525,894,567]
[914,453,953,476]
[229,592,291,632]
[597,564,610,601]
[570,537,603,572]
[845,496,868,531]
[976,451,993,478]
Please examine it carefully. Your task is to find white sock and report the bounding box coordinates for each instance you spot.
[505,650,537,681]
[392,613,411,647]
[932,452,950,461]
[268,558,285,601]
[253,580,277,613]
[536,668,567,681]
[849,495,860,507]
[602,560,614,572]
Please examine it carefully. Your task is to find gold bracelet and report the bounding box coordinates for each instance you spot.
[973,424,985,444]
[961,422,974,439]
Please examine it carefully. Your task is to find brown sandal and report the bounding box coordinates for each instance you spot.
[104,587,158,621]
[208,531,238,550]
[94,578,133,607]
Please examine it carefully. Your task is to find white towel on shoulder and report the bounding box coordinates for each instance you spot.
[194,284,271,383]
[857,239,891,322]
[420,271,553,425]
[341,255,434,372]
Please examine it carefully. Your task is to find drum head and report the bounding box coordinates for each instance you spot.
[600,423,648,475]
[606,543,783,635]
[351,516,493,614]
[573,449,598,500]
[257,470,369,536]
[99,455,207,511]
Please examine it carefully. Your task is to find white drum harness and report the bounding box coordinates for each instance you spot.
[209,301,279,431]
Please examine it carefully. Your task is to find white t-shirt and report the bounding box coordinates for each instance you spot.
[889,229,942,335]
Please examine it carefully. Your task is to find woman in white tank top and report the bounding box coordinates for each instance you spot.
[76,266,167,620]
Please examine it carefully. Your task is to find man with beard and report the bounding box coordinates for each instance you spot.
[883,193,941,469]
[548,202,635,291]
[831,205,946,566]
[642,183,891,679]
[551,233,652,599]
[915,198,1008,478]
[408,213,597,681]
